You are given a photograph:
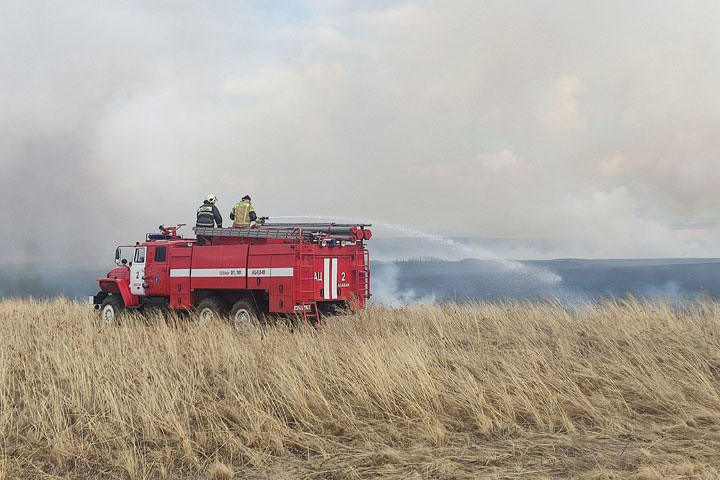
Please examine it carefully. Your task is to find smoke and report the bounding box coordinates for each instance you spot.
[642,280,684,300]
[0,265,102,298]
[0,2,152,267]
[369,262,436,307]
[3,0,720,275]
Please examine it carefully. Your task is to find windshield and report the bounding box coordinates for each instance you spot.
[115,246,136,265]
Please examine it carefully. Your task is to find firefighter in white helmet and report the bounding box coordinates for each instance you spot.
[196,194,223,228]
[230,195,262,227]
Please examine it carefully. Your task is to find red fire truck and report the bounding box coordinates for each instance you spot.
[91,223,371,328]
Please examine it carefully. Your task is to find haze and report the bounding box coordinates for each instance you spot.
[2,0,720,267]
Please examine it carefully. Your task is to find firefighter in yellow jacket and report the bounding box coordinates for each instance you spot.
[230,195,262,227]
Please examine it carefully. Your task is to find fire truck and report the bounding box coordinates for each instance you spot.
[90,223,372,328]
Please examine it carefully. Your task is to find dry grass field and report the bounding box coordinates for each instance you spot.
[1,298,720,479]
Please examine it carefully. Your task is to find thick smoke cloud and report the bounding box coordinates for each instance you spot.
[2,0,720,268]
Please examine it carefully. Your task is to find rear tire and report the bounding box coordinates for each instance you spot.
[195,298,227,324]
[100,296,124,323]
[229,298,260,332]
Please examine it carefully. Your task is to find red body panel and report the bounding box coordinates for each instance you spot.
[189,244,249,290]
[144,245,168,296]
[106,266,130,282]
[270,251,294,312]
[168,244,192,309]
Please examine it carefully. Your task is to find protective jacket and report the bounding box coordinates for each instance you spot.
[196,201,223,228]
[230,201,257,227]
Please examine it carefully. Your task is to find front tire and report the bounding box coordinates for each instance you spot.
[100,296,124,323]
[229,298,260,331]
[195,298,227,324]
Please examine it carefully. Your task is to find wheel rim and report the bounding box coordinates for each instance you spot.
[198,307,216,324]
[102,305,115,322]
[231,308,252,331]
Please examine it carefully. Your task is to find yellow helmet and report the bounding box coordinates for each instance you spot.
[205,194,217,204]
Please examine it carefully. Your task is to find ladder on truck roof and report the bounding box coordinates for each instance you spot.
[194,226,310,241]
[194,223,371,243]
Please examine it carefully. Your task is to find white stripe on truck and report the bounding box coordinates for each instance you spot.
[331,258,338,299]
[269,267,294,277]
[323,258,330,299]
[169,268,293,278]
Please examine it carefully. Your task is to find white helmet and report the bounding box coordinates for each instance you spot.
[205,194,217,204]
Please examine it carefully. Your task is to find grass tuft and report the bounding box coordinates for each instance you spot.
[209,461,234,479]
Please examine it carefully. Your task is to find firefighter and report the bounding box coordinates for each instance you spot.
[196,194,223,228]
[230,195,260,227]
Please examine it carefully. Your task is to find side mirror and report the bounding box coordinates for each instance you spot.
[115,248,121,265]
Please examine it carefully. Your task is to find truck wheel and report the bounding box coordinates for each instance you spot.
[195,298,226,324]
[100,296,124,323]
[230,299,259,331]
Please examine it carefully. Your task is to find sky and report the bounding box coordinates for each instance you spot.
[2,0,720,266]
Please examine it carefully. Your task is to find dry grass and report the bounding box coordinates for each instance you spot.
[1,298,720,479]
